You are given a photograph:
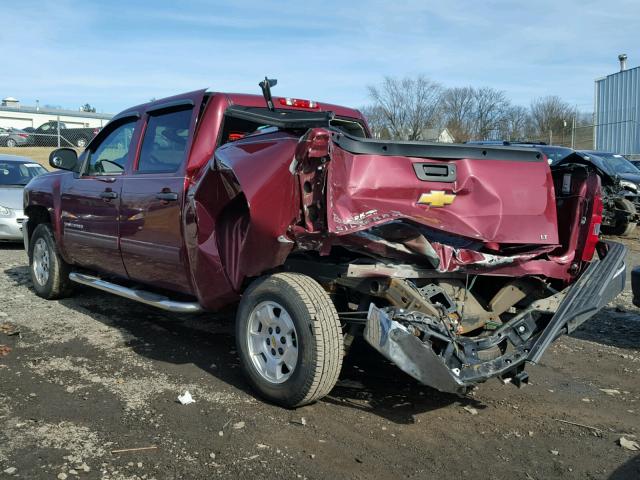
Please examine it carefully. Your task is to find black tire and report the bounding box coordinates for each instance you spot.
[6,138,17,147]
[28,223,73,299]
[236,273,343,408]
[604,198,637,236]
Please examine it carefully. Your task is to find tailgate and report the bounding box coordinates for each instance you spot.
[327,135,559,246]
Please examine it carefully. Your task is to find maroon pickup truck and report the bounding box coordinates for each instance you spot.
[23,81,626,407]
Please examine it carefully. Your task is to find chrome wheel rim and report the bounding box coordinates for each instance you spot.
[247,300,298,384]
[32,238,50,286]
[77,138,86,147]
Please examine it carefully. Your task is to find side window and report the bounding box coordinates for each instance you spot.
[84,120,136,176]
[137,108,192,174]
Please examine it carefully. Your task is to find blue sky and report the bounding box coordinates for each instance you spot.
[1,0,638,114]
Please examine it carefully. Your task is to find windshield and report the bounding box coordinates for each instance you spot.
[0,161,48,186]
[590,152,640,174]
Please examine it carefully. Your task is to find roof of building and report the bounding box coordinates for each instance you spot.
[595,64,640,83]
[0,104,113,120]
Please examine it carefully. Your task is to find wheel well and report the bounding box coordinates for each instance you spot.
[215,193,250,289]
[25,205,51,240]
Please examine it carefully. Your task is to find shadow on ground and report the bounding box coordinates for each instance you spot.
[572,306,640,350]
[609,454,640,480]
[4,264,462,424]
[0,243,25,251]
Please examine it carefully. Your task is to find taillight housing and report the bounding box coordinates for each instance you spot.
[278,98,319,109]
[581,192,603,261]
[227,132,245,142]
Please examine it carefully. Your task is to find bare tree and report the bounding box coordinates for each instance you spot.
[530,96,575,142]
[359,105,388,138]
[367,76,443,140]
[442,87,475,142]
[499,105,531,141]
[473,87,510,140]
[441,86,511,141]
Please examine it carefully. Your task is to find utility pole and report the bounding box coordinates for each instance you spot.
[571,106,577,149]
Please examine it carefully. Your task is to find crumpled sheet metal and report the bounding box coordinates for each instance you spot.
[432,242,558,273]
[364,304,468,394]
[326,144,559,245]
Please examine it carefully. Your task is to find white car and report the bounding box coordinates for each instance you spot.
[0,155,48,241]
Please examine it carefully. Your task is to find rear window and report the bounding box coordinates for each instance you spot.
[218,107,367,146]
[137,108,192,173]
[539,147,573,165]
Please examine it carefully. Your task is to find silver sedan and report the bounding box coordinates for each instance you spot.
[0,155,48,241]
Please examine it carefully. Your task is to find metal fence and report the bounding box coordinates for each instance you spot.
[0,118,101,149]
[538,124,595,150]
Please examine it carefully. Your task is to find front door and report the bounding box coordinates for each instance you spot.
[119,103,196,294]
[60,118,138,277]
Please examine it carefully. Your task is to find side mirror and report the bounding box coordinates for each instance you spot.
[49,148,78,171]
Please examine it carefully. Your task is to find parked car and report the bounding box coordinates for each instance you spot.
[27,121,100,148]
[0,155,47,241]
[0,127,30,147]
[22,83,626,407]
[465,141,573,165]
[630,159,640,170]
[575,151,640,236]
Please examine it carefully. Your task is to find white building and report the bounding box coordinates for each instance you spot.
[0,97,112,130]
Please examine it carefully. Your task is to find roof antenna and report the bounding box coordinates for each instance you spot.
[259,76,277,111]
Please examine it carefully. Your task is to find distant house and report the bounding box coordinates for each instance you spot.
[0,96,112,130]
[419,128,455,143]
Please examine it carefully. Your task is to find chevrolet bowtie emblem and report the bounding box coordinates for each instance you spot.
[417,190,456,207]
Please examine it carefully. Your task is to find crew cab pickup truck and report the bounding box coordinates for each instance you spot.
[27,121,100,148]
[22,83,627,407]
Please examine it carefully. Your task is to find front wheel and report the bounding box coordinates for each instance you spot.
[76,137,87,148]
[29,223,73,299]
[236,273,344,408]
[6,138,17,147]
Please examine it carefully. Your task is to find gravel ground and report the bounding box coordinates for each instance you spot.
[0,236,639,480]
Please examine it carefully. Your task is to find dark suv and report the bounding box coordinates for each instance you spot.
[467,142,638,236]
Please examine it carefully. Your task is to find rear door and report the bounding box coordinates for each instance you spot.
[119,98,200,294]
[60,116,139,277]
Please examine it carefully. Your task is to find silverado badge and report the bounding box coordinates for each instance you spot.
[417,190,456,207]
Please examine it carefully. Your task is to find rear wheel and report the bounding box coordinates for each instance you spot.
[236,273,343,408]
[5,138,17,147]
[29,223,73,299]
[76,137,87,148]
[604,198,637,236]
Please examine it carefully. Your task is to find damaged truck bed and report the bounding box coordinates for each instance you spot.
[23,84,626,407]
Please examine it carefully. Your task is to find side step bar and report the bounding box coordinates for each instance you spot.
[68,272,203,313]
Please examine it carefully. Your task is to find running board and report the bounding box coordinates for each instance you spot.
[68,272,203,313]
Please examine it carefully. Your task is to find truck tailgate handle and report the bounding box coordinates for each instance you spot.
[99,190,118,200]
[156,191,178,201]
[413,163,456,182]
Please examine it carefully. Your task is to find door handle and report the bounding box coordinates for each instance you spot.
[100,190,118,200]
[156,191,178,201]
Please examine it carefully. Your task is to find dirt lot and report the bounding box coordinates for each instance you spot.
[1,234,639,479]
[0,147,64,170]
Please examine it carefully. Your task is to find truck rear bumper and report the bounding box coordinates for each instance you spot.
[364,241,627,394]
